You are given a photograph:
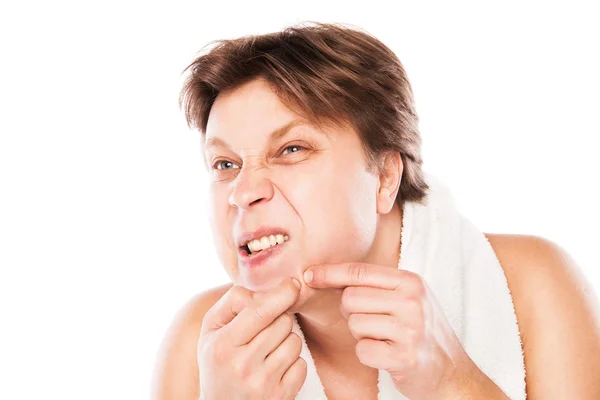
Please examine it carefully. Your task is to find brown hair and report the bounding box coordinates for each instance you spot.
[180,22,429,207]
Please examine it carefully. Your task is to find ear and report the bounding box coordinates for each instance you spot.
[376,152,403,214]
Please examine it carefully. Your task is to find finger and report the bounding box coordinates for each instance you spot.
[222,278,301,346]
[340,286,422,318]
[201,285,255,335]
[355,338,396,370]
[265,332,303,377]
[247,312,294,360]
[304,262,408,290]
[280,357,307,398]
[340,286,398,318]
[346,313,403,343]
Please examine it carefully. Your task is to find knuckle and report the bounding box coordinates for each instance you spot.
[406,274,426,298]
[278,333,301,358]
[390,318,403,337]
[404,327,421,346]
[252,306,272,327]
[294,356,307,372]
[288,333,302,354]
[232,355,252,380]
[278,313,293,330]
[245,374,266,395]
[229,284,251,300]
[405,297,420,313]
[298,356,307,368]
[355,339,369,360]
[341,287,357,307]
[201,306,215,326]
[405,298,424,323]
[348,263,369,282]
[209,338,230,363]
[229,285,244,296]
[289,357,307,378]
[347,313,360,330]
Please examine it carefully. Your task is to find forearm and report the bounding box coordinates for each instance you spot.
[440,360,510,400]
[452,375,509,399]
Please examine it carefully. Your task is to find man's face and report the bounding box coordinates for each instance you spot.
[204,78,380,296]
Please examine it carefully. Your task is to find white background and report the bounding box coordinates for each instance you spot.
[1,1,598,399]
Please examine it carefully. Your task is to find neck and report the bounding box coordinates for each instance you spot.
[295,202,404,364]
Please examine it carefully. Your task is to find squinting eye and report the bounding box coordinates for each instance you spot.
[281,145,305,155]
[213,160,240,170]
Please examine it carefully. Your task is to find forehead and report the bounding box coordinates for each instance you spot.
[206,79,300,141]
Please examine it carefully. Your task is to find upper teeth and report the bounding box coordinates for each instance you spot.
[247,234,289,253]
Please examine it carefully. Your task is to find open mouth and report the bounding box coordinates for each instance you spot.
[240,234,289,257]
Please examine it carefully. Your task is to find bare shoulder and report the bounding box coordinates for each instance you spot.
[483,233,600,398]
[482,233,599,325]
[151,282,234,400]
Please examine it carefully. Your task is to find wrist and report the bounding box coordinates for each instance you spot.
[437,358,510,400]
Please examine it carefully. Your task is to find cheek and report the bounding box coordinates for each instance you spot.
[276,159,378,256]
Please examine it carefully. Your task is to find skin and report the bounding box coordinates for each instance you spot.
[152,78,600,399]
[202,78,395,298]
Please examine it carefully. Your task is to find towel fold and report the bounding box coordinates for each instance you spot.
[292,171,526,400]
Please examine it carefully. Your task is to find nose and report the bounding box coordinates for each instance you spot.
[229,166,274,210]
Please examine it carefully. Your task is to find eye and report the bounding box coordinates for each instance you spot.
[213,160,240,170]
[281,145,306,156]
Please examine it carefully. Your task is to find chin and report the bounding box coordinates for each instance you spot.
[235,256,306,292]
[237,270,293,292]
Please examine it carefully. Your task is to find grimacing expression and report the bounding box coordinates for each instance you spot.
[203,78,383,297]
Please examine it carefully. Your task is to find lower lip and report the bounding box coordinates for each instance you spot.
[239,241,288,269]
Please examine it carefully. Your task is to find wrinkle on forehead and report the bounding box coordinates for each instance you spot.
[205,79,345,144]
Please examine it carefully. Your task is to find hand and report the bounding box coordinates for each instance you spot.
[303,263,473,400]
[198,278,307,400]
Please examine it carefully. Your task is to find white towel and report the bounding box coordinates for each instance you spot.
[291,171,527,400]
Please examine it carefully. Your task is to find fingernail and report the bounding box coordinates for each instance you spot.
[292,278,301,289]
[303,270,313,283]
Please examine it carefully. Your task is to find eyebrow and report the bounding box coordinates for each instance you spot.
[203,119,314,152]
